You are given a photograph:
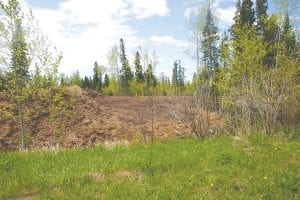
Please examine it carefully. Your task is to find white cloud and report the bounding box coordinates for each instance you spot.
[150,35,188,49]
[127,0,170,19]
[26,0,169,76]
[183,2,235,28]
[183,6,198,20]
[183,0,235,25]
[216,6,235,27]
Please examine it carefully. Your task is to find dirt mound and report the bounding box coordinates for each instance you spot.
[0,86,219,151]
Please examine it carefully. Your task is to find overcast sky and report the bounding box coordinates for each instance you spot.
[23,0,237,81]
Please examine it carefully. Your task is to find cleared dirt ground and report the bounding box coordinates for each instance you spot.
[0,86,219,150]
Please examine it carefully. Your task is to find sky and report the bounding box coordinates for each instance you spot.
[23,0,237,81]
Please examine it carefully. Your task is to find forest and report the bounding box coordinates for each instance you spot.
[0,0,299,198]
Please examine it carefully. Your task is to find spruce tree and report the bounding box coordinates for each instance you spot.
[104,73,109,88]
[177,60,185,93]
[256,0,268,34]
[32,64,43,88]
[220,32,230,68]
[202,6,219,71]
[145,63,156,90]
[282,13,296,55]
[234,0,242,23]
[71,70,81,86]
[82,76,91,89]
[240,0,255,26]
[92,61,100,90]
[134,51,143,83]
[0,70,6,91]
[119,38,132,95]
[231,0,242,38]
[172,61,178,95]
[263,14,279,67]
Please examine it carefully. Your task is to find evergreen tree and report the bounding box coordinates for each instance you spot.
[177,60,185,92]
[119,38,132,95]
[70,70,81,86]
[104,73,109,88]
[98,69,103,92]
[60,77,65,86]
[92,61,102,91]
[231,0,242,39]
[32,63,42,88]
[202,6,220,71]
[59,73,69,86]
[82,76,91,89]
[0,70,6,91]
[263,14,279,67]
[231,0,256,54]
[234,0,242,23]
[134,51,143,83]
[256,0,268,34]
[172,61,178,95]
[240,0,255,26]
[282,13,297,55]
[92,61,99,90]
[220,32,230,68]
[145,63,156,89]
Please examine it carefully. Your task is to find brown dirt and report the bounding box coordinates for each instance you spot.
[87,172,105,182]
[86,170,143,183]
[0,86,219,151]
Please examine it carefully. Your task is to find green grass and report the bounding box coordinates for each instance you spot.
[1,135,299,199]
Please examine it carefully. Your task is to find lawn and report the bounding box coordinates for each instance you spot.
[0,135,299,199]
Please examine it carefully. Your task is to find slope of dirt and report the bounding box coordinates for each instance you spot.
[0,86,219,151]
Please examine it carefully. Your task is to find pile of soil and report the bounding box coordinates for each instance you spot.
[0,86,219,151]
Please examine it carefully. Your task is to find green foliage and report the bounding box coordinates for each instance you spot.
[220,32,230,68]
[129,79,146,96]
[70,71,81,87]
[10,20,30,89]
[282,13,297,56]
[82,76,91,89]
[206,0,300,134]
[103,73,109,88]
[240,0,255,26]
[231,26,265,83]
[134,51,144,83]
[231,0,242,39]
[92,62,103,92]
[263,14,279,67]
[256,0,268,34]
[145,64,156,91]
[172,60,185,95]
[47,87,68,144]
[0,136,299,199]
[0,70,8,91]
[202,6,220,70]
[0,100,15,120]
[119,38,133,95]
[103,75,118,96]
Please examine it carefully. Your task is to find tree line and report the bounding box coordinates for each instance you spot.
[57,38,190,96]
[187,0,300,136]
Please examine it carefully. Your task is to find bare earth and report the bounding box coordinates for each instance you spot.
[0,86,219,151]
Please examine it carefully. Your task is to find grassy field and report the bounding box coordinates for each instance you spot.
[0,135,299,199]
